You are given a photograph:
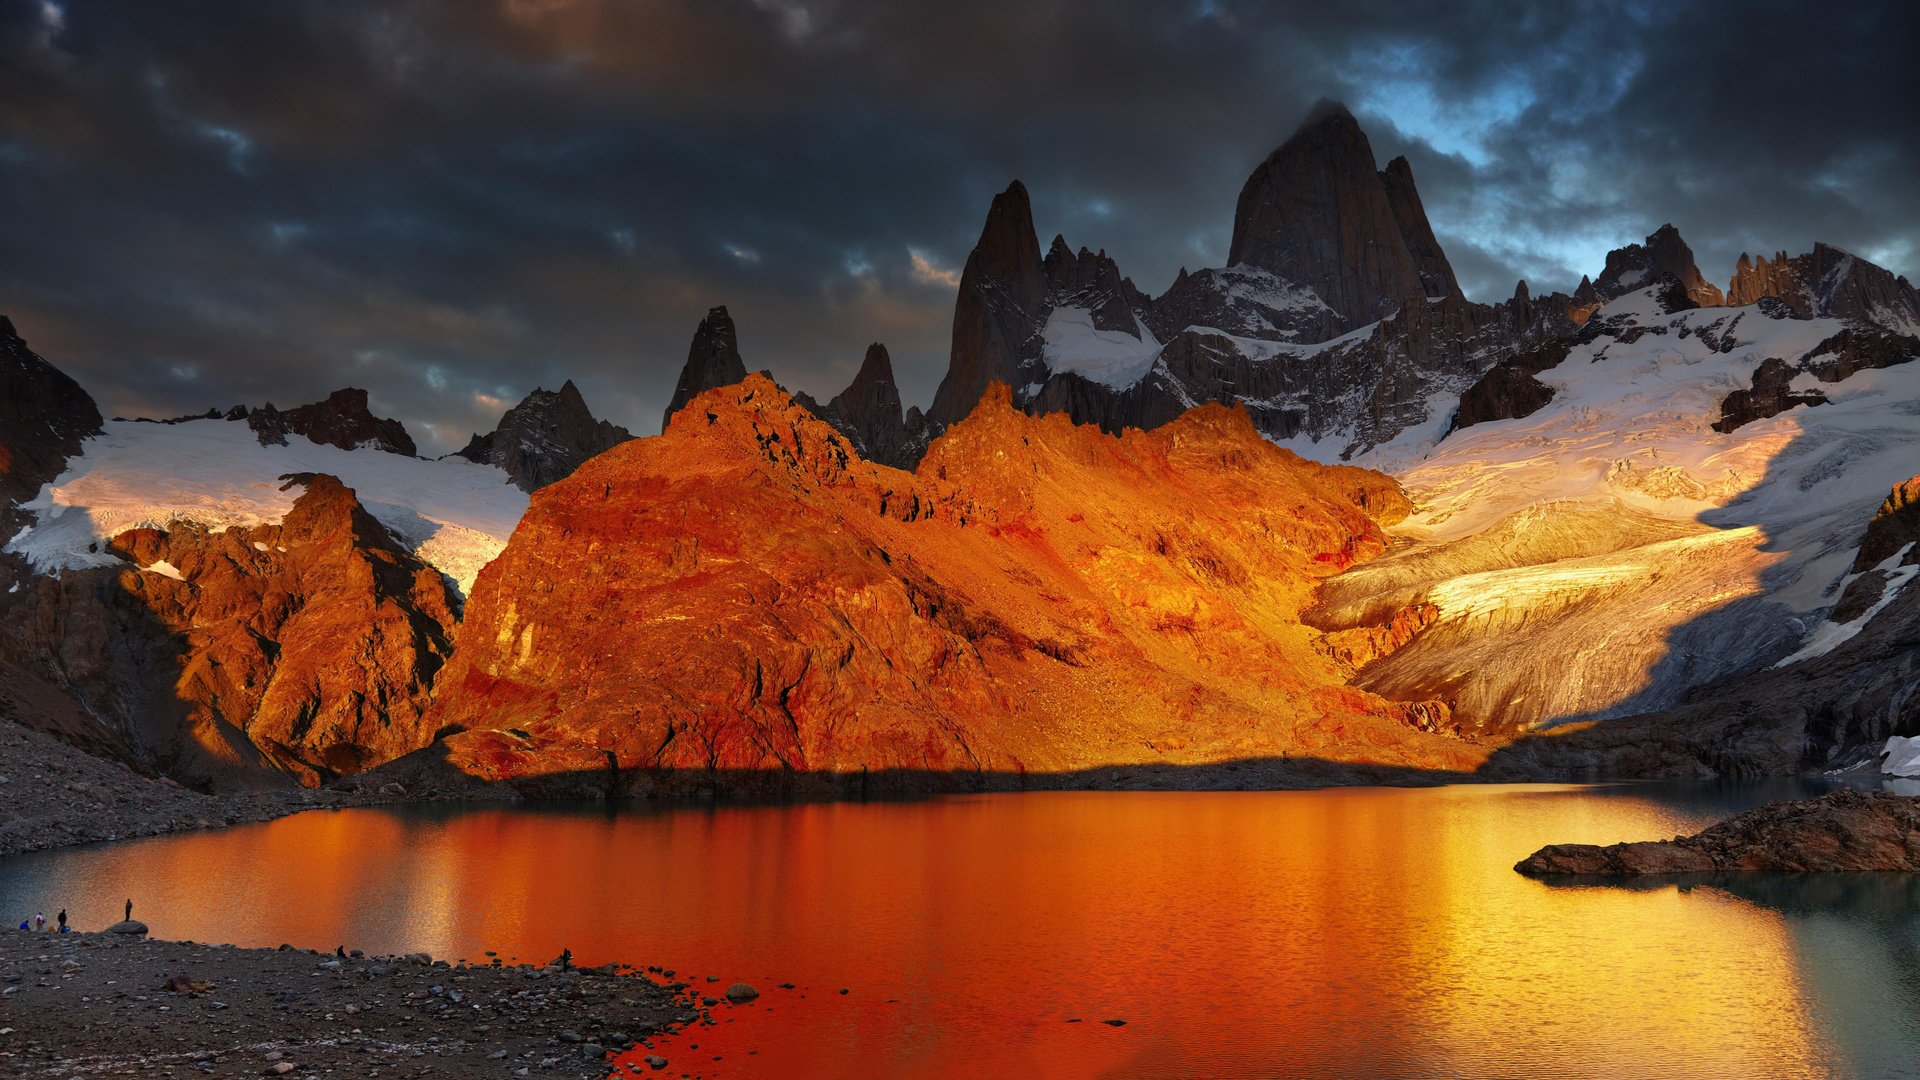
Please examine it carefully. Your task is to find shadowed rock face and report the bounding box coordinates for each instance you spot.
[459,380,632,491]
[1379,155,1459,300]
[819,343,925,471]
[0,316,102,540]
[1593,225,1725,308]
[246,388,416,456]
[662,306,749,428]
[0,475,457,791]
[908,104,1570,464]
[1517,790,1920,874]
[1228,101,1430,328]
[420,373,1479,796]
[926,181,1051,429]
[1729,244,1920,328]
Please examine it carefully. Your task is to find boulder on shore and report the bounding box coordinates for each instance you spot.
[105,920,148,935]
[1516,790,1920,875]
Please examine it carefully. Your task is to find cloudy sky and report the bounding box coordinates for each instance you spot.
[3,0,1914,451]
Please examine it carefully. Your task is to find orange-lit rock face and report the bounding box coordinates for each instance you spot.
[426,375,1476,792]
[91,475,456,787]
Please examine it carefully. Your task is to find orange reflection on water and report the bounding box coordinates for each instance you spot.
[0,786,1875,1077]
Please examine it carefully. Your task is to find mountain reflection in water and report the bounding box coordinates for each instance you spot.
[0,781,1914,1078]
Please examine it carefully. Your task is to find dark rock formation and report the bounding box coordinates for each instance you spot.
[1728,244,1920,327]
[0,316,102,539]
[1517,790,1920,874]
[1449,339,1567,432]
[1227,101,1430,328]
[1713,326,1920,433]
[925,181,1051,429]
[1043,236,1150,336]
[1378,156,1460,299]
[1593,224,1725,308]
[662,306,749,428]
[818,343,923,471]
[246,388,416,456]
[1712,356,1828,433]
[458,380,631,491]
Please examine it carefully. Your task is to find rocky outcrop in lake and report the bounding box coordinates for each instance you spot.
[1516,790,1920,874]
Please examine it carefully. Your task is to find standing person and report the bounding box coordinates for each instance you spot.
[33,912,45,931]
[56,909,66,932]
[125,898,132,922]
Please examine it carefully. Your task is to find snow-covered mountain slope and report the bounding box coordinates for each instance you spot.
[1315,286,1920,733]
[5,417,528,596]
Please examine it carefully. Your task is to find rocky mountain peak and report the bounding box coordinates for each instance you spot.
[1228,100,1433,329]
[1378,155,1460,299]
[1727,243,1920,329]
[459,379,633,492]
[925,180,1051,429]
[0,315,103,539]
[246,388,416,456]
[821,342,923,470]
[1592,224,1724,308]
[663,305,750,428]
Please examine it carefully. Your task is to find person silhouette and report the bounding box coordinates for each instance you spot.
[56,909,66,932]
[33,912,44,931]
[125,898,132,922]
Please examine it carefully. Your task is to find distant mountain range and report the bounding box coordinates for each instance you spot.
[3,101,1919,797]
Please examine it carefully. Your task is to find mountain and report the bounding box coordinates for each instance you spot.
[925,181,1053,429]
[1728,243,1920,330]
[413,373,1477,796]
[810,343,927,471]
[903,101,1570,465]
[1229,100,1438,326]
[0,317,101,541]
[458,380,632,491]
[2,474,456,790]
[242,388,417,456]
[662,305,748,428]
[1591,224,1725,308]
[1307,279,1920,766]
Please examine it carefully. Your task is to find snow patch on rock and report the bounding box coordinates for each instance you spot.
[4,418,528,596]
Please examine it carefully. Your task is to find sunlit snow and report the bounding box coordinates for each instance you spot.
[4,418,528,596]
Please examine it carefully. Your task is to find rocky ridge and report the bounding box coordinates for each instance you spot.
[243,388,417,456]
[1516,789,1920,874]
[414,373,1477,796]
[0,317,102,541]
[662,305,749,429]
[458,380,633,491]
[0,475,459,791]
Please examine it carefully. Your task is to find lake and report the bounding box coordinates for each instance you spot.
[3,782,1917,1078]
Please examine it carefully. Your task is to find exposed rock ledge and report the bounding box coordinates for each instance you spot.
[1516,790,1920,875]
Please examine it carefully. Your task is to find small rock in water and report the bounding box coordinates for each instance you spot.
[1102,1019,1128,1027]
[724,982,759,1003]
[644,1055,669,1070]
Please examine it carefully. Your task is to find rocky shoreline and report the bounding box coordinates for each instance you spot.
[0,720,510,860]
[0,926,726,1078]
[1516,789,1920,875]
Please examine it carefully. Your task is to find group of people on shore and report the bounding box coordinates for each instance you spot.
[14,899,133,933]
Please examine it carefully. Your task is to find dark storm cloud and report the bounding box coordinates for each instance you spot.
[1,0,1914,450]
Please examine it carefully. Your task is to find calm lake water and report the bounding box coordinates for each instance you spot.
[3,782,1918,1078]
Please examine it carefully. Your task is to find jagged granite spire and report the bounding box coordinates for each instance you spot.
[1379,155,1460,299]
[925,180,1049,428]
[1228,100,1430,327]
[663,306,749,428]
[459,380,633,491]
[1593,224,1724,307]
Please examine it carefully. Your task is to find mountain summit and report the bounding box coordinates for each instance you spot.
[1228,100,1443,326]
